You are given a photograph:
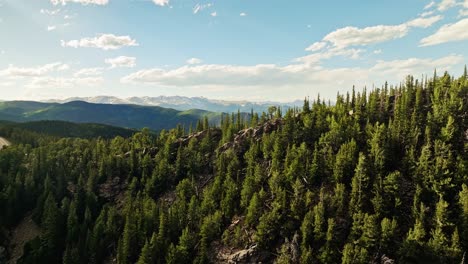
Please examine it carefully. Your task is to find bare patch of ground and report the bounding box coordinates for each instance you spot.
[7,213,42,264]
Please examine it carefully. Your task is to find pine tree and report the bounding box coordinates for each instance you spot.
[136,239,153,264]
[349,153,370,214]
[41,193,62,262]
[428,196,451,257]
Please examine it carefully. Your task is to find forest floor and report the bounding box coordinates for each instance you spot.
[7,213,42,264]
[0,137,11,149]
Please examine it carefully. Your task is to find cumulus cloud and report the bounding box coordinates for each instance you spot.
[57,64,70,71]
[26,76,103,89]
[371,54,463,76]
[420,11,435,17]
[437,0,457,11]
[73,67,104,77]
[459,0,468,17]
[305,41,327,52]
[298,15,442,66]
[296,47,364,65]
[153,0,169,6]
[406,15,443,28]
[210,11,217,17]
[420,18,468,46]
[193,3,212,14]
[121,64,293,87]
[51,0,108,5]
[322,24,409,49]
[120,54,462,100]
[424,1,436,9]
[186,58,203,65]
[61,34,138,50]
[240,12,247,16]
[459,9,468,17]
[321,16,441,51]
[105,56,136,68]
[308,15,441,51]
[47,26,57,31]
[0,62,69,78]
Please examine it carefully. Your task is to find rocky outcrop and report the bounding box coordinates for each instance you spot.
[380,255,395,264]
[219,118,284,155]
[216,244,270,264]
[98,177,127,202]
[174,128,222,146]
[122,128,222,158]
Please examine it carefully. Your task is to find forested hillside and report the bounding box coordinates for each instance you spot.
[0,70,467,263]
[0,101,222,131]
[0,120,137,140]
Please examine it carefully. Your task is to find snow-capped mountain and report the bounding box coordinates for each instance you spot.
[44,96,304,113]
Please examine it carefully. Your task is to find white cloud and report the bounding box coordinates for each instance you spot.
[186,58,203,65]
[420,18,468,46]
[373,49,382,54]
[73,67,104,77]
[305,41,327,52]
[322,24,408,49]
[26,76,103,89]
[40,9,61,15]
[51,0,108,5]
[61,34,138,50]
[420,11,435,17]
[405,15,443,28]
[297,47,364,65]
[47,25,57,31]
[319,15,441,50]
[424,1,436,9]
[121,64,292,87]
[120,54,462,100]
[210,11,217,17]
[153,0,169,6]
[301,15,442,64]
[240,12,247,17]
[0,81,14,87]
[193,3,212,14]
[459,9,468,17]
[57,64,70,71]
[437,0,457,11]
[371,54,463,78]
[0,62,69,78]
[105,56,136,68]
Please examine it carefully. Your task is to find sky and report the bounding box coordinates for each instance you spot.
[0,0,467,102]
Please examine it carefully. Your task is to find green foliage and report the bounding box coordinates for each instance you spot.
[1,71,467,263]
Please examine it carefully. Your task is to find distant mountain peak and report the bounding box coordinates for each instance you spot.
[43,96,303,113]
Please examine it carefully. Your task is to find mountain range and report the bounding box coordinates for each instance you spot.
[44,96,303,113]
[0,100,222,131]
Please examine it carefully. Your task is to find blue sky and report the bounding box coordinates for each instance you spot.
[0,0,467,102]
